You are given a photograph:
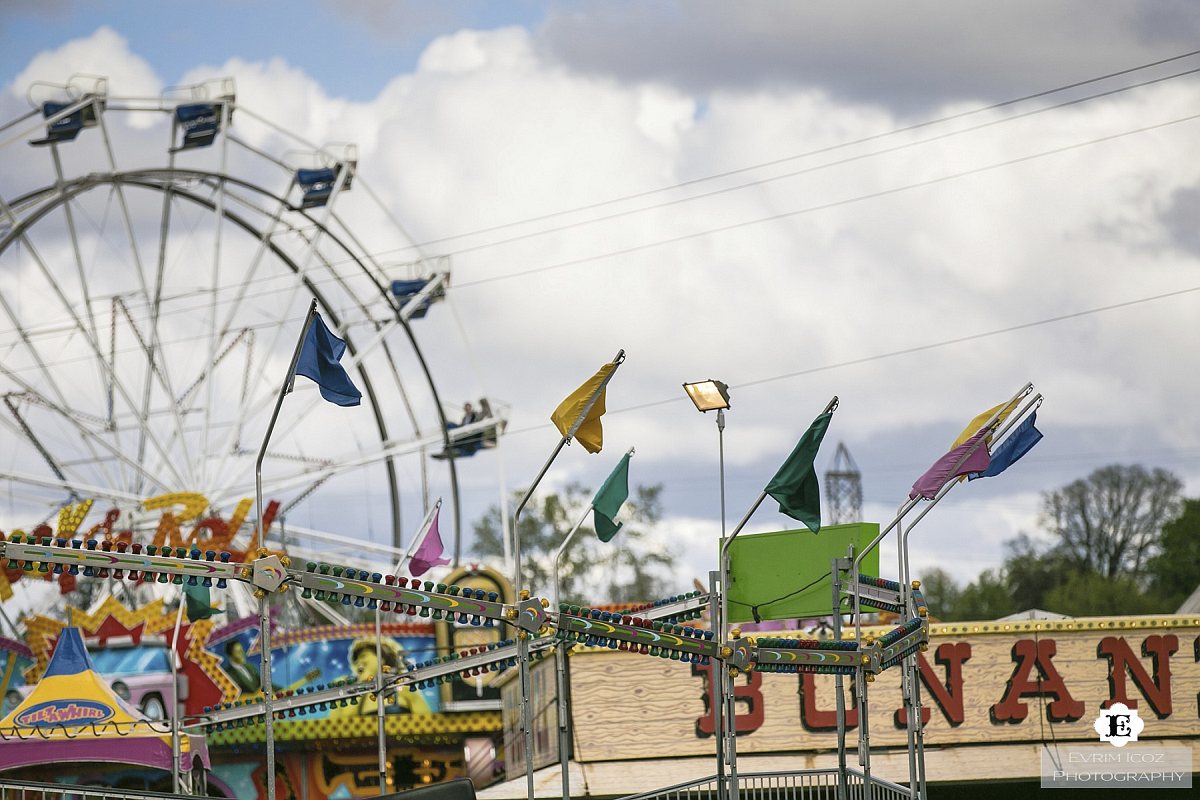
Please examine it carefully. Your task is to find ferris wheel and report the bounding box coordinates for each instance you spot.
[0,75,499,575]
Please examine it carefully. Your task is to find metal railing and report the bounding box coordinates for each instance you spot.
[618,769,910,800]
[0,778,197,800]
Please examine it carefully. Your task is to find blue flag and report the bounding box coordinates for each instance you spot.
[968,411,1042,480]
[294,313,362,407]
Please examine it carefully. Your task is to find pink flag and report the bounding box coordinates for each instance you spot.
[409,506,451,576]
[909,430,991,500]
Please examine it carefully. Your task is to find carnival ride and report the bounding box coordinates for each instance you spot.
[0,74,503,580]
[0,626,209,792]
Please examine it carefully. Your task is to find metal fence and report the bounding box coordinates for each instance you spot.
[0,779,196,800]
[618,769,911,800]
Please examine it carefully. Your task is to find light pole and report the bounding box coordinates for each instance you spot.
[683,379,732,800]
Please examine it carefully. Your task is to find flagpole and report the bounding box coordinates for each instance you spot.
[254,297,318,800]
[169,592,186,794]
[850,382,1033,643]
[717,396,839,620]
[552,502,590,800]
[846,384,1031,797]
[512,349,624,594]
[552,504,594,611]
[512,350,624,800]
[897,395,1043,589]
[891,394,1037,800]
[712,396,837,800]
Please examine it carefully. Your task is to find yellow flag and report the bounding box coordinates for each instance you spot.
[952,399,1019,448]
[0,570,12,602]
[550,363,616,454]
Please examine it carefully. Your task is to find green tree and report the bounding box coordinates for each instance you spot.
[1043,571,1162,617]
[471,483,676,605]
[916,567,961,619]
[1040,464,1182,579]
[948,568,1018,621]
[1003,533,1072,610]
[1147,498,1200,610]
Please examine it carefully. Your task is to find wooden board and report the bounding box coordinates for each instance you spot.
[567,615,1200,762]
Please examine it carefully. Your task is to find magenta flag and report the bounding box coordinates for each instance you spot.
[909,430,991,500]
[409,506,451,576]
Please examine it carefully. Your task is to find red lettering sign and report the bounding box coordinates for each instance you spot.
[798,672,857,731]
[991,639,1084,723]
[1098,634,1177,719]
[895,641,972,728]
[692,661,764,736]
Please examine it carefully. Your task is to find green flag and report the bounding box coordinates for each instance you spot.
[184,583,221,621]
[763,411,833,533]
[593,451,632,542]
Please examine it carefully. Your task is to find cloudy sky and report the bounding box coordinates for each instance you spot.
[2,2,1198,601]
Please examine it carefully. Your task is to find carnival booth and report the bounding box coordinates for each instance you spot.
[0,626,209,792]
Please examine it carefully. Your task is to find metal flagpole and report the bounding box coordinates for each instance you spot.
[513,349,625,592]
[512,350,624,800]
[550,444,632,800]
[376,607,388,796]
[255,298,319,800]
[891,393,1041,800]
[851,383,1033,645]
[712,396,839,800]
[168,593,186,794]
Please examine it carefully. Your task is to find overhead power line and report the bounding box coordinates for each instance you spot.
[498,283,1200,436]
[391,48,1200,253]
[454,111,1200,289]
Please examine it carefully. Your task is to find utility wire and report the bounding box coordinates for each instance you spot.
[433,67,1200,261]
[392,48,1200,252]
[497,283,1200,437]
[455,111,1200,289]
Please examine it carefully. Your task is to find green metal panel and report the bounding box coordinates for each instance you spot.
[725,522,880,623]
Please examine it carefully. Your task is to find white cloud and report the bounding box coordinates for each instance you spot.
[2,22,1199,596]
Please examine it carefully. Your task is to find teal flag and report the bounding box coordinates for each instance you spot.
[592,452,631,542]
[763,411,833,533]
[184,583,221,621]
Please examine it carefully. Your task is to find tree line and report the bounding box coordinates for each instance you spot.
[923,464,1199,620]
[474,463,1199,621]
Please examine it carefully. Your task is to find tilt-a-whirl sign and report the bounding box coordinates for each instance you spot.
[568,614,1200,762]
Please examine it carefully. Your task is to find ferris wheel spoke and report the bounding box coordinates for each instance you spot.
[0,399,74,494]
[0,184,191,492]
[94,106,151,300]
[207,419,466,512]
[0,372,171,496]
[17,233,187,490]
[0,265,123,490]
[203,189,357,485]
[109,294,194,489]
[47,144,101,350]
[211,178,295,350]
[201,110,234,487]
[137,147,178,491]
[0,466,145,508]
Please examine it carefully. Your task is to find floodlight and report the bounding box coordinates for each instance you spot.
[683,379,731,412]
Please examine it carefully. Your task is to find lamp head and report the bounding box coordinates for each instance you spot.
[683,379,731,412]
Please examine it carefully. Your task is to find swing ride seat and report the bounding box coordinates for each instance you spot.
[172,103,224,151]
[298,165,352,208]
[391,278,441,318]
[29,99,101,147]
